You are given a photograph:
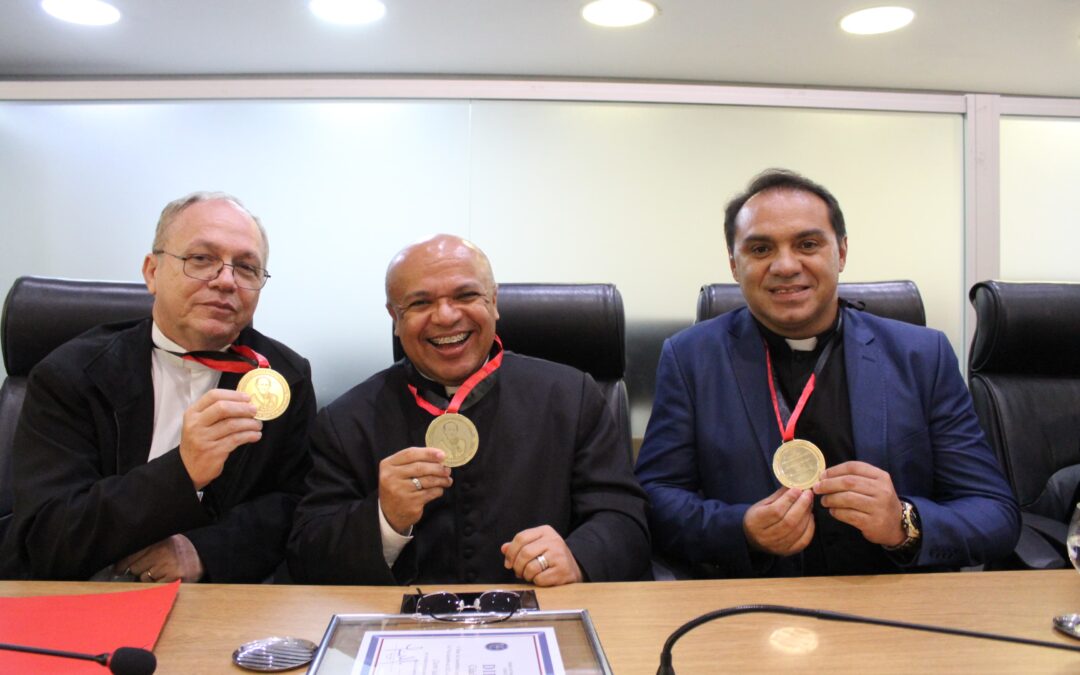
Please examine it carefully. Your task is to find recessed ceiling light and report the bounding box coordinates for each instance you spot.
[840,6,915,35]
[582,0,658,28]
[41,0,120,26]
[309,0,386,26]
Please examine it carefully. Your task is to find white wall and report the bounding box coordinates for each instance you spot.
[0,98,964,434]
[1000,116,1080,282]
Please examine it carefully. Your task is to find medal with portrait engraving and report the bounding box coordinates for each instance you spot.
[237,367,291,421]
[425,413,479,468]
[159,344,288,421]
[764,316,843,488]
[773,438,826,489]
[408,336,506,468]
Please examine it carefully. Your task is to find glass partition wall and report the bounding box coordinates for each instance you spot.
[7,83,1057,437]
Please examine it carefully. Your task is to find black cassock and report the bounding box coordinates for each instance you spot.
[288,352,650,585]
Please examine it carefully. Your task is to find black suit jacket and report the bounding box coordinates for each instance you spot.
[635,307,1020,577]
[5,318,314,581]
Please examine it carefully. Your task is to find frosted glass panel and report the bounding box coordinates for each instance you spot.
[470,101,963,324]
[0,100,473,404]
[0,99,963,435]
[467,102,964,430]
[1000,116,1080,282]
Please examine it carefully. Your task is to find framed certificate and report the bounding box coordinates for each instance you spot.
[308,610,612,675]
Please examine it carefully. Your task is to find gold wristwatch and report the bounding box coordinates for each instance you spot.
[884,500,921,551]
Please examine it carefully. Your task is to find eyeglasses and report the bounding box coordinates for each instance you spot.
[414,590,521,624]
[154,250,270,290]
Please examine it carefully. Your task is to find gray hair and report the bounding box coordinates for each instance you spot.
[152,191,269,264]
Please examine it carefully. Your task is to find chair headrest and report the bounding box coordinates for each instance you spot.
[2,276,154,376]
[969,280,1080,375]
[392,283,625,379]
[696,280,926,326]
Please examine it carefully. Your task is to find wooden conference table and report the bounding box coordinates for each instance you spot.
[3,570,1080,674]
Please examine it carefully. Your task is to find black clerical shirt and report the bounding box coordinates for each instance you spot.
[757,311,903,575]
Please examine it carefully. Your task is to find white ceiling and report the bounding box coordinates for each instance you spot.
[1,0,1078,98]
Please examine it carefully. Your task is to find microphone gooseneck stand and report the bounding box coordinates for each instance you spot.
[0,642,156,675]
[656,604,1080,675]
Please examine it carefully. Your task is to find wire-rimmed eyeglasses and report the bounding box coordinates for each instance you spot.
[414,589,522,624]
[154,250,270,290]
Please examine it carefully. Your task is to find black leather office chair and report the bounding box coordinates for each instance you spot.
[392,283,632,460]
[0,276,154,542]
[969,280,1080,569]
[695,280,927,326]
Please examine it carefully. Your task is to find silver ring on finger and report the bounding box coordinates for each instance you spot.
[535,554,549,572]
[411,477,423,491]
[144,569,156,582]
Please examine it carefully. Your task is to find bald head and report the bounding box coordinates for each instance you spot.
[385,234,495,304]
[384,234,500,386]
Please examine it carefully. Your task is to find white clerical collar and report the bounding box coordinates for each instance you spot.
[151,322,227,371]
[784,336,818,352]
[415,357,491,396]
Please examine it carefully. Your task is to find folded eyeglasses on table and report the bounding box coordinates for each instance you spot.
[402,589,540,624]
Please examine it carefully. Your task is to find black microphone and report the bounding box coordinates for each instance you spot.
[0,642,156,675]
[657,604,1080,674]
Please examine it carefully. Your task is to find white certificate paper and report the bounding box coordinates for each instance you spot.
[351,626,566,675]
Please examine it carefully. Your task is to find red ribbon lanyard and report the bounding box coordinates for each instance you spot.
[763,313,842,442]
[766,349,816,442]
[164,345,270,374]
[409,335,505,417]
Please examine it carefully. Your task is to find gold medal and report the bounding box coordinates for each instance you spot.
[772,439,826,489]
[237,368,291,421]
[425,413,479,467]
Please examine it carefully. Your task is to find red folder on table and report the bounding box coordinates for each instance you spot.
[0,581,179,673]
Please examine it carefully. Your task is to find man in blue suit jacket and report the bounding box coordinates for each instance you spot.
[635,169,1019,577]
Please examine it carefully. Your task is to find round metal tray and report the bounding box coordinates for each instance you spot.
[232,636,317,672]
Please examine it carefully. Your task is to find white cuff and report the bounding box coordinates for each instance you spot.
[378,499,413,567]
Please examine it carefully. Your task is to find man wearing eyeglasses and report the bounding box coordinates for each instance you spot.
[288,234,650,586]
[4,192,314,583]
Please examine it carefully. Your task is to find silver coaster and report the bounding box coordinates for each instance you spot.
[233,636,317,672]
[1054,614,1080,640]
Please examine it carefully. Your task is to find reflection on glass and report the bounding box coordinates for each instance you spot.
[1053,509,1080,642]
[1068,503,1080,572]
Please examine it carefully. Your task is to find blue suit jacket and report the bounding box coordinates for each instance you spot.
[635,306,1020,577]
